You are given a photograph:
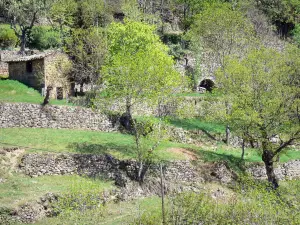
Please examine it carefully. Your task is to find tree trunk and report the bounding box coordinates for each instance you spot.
[262,150,279,189]
[160,164,165,225]
[20,30,27,55]
[138,161,143,182]
[80,82,84,94]
[225,124,230,145]
[42,86,53,106]
[241,139,245,160]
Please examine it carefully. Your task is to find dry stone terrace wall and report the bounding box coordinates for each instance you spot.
[247,160,300,180]
[0,102,117,131]
[19,153,205,184]
[19,153,300,183]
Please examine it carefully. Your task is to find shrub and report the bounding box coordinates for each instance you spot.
[291,23,300,46]
[136,178,300,225]
[0,25,18,49]
[28,26,61,50]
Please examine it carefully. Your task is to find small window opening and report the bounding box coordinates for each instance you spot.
[26,61,33,73]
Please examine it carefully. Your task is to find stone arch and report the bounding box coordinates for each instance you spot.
[199,78,215,92]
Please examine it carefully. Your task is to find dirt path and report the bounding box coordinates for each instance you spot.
[167,147,198,160]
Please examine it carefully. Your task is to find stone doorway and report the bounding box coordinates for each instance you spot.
[56,87,63,100]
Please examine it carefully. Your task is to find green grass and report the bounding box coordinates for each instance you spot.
[167,117,225,134]
[0,174,114,208]
[177,91,222,98]
[32,196,162,225]
[1,128,300,166]
[0,128,185,161]
[0,80,73,106]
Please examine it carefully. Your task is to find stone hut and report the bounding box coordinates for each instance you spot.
[2,51,71,99]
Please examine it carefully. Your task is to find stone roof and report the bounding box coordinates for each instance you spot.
[1,51,55,63]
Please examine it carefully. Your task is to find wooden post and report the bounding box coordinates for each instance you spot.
[160,163,165,224]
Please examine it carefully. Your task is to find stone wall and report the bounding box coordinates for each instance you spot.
[19,153,300,183]
[19,153,236,195]
[44,52,71,99]
[247,160,300,180]
[0,102,116,131]
[18,153,205,185]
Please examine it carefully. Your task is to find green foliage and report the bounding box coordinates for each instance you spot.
[174,0,225,30]
[292,23,300,46]
[28,26,61,50]
[52,176,111,215]
[65,27,107,85]
[216,46,300,155]
[100,20,181,109]
[135,179,300,224]
[256,0,300,24]
[188,2,254,62]
[2,0,52,53]
[98,20,182,180]
[0,24,18,49]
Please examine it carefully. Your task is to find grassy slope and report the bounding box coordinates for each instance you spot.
[0,128,186,161]
[0,174,114,208]
[1,128,299,164]
[0,80,73,106]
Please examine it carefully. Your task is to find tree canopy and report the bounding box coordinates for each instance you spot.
[100,20,181,114]
[216,46,300,188]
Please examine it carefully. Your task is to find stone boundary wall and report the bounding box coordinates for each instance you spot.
[19,153,300,182]
[0,102,117,131]
[19,153,205,185]
[247,160,300,180]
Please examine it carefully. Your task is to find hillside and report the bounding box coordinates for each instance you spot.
[1,0,300,224]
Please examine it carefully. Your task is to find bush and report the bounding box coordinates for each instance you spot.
[28,26,61,50]
[136,178,300,225]
[292,23,300,46]
[0,25,18,49]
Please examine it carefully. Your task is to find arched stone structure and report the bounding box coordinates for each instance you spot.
[199,78,215,92]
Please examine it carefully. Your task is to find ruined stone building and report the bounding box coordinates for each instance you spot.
[1,51,72,99]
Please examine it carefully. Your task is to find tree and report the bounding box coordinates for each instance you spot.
[49,0,77,45]
[98,20,182,182]
[0,0,51,54]
[292,23,300,46]
[188,2,255,144]
[215,46,300,188]
[65,27,107,93]
[254,0,300,37]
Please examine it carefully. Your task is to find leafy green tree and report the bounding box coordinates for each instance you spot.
[0,0,51,54]
[49,0,77,45]
[98,20,181,182]
[215,46,300,188]
[188,2,254,144]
